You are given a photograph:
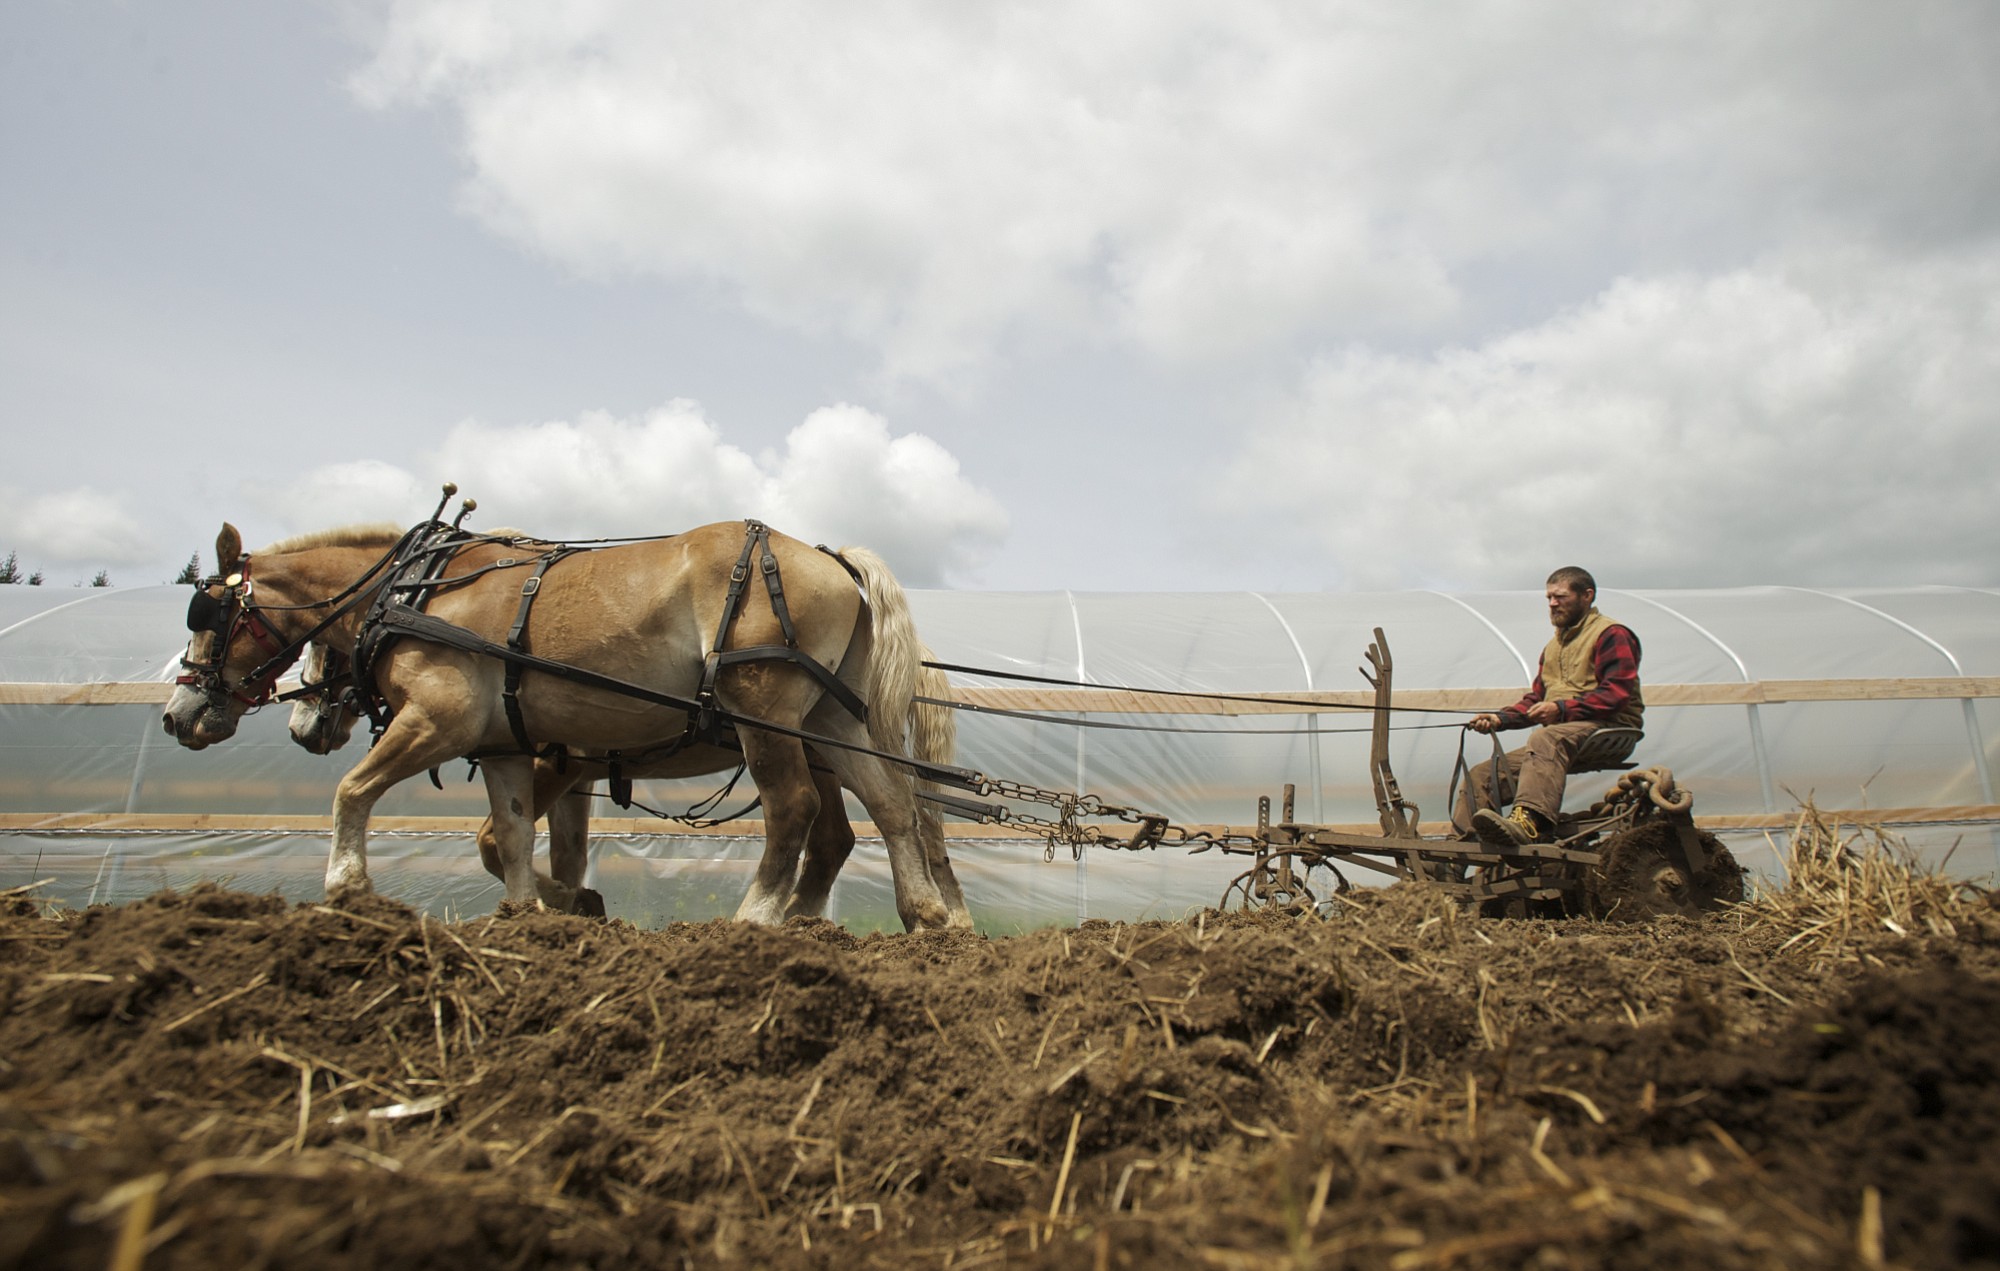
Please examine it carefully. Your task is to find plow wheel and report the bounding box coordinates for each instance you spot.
[1586,820,1746,920]
[1222,856,1322,913]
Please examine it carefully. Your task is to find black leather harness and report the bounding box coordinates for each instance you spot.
[351,519,870,785]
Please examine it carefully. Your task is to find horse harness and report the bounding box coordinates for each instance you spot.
[346,519,872,789]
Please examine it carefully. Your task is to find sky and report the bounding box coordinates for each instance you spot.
[3,1,1997,593]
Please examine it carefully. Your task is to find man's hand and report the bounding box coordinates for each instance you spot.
[1469,713,1503,734]
[1525,700,1563,725]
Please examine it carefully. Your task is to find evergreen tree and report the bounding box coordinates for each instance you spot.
[174,554,201,585]
[90,570,111,588]
[0,551,17,584]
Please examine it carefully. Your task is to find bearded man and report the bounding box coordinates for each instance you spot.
[1451,566,1643,846]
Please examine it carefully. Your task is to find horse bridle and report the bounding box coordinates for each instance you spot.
[176,521,456,717]
[178,557,302,710]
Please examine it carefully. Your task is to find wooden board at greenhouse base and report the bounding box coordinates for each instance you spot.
[2,831,1998,1270]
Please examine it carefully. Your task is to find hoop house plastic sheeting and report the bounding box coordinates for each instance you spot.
[3,583,1997,931]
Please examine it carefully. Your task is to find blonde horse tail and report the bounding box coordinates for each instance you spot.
[833,546,922,755]
[905,650,970,924]
[835,546,972,926]
[909,652,958,859]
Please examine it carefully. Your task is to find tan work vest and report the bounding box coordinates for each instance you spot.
[1539,608,1644,729]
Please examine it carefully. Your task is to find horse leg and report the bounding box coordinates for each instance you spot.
[547,783,591,891]
[918,793,975,929]
[733,730,820,926]
[546,784,607,918]
[327,708,465,899]
[785,762,855,920]
[472,761,589,911]
[811,714,949,932]
[476,754,544,908]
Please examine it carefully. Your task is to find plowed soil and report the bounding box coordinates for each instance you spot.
[5,878,1999,1270]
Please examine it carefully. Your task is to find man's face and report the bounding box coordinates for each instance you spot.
[1546,581,1593,628]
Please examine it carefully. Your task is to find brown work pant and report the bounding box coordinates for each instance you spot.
[1450,720,1603,837]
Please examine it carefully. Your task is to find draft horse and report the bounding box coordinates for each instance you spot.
[288,638,971,924]
[166,516,962,931]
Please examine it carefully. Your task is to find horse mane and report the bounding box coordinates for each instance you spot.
[255,524,553,556]
[255,524,405,555]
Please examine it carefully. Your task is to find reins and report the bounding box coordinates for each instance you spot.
[917,660,1475,716]
[912,694,1475,736]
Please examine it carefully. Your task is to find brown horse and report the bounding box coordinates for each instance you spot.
[167,519,960,930]
[288,638,970,925]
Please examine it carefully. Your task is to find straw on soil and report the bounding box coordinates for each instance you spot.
[2,813,1997,1269]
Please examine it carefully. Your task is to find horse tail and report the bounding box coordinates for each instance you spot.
[909,650,958,853]
[835,548,971,924]
[909,653,957,771]
[833,545,922,756]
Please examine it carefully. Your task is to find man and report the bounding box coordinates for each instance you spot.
[1451,566,1643,846]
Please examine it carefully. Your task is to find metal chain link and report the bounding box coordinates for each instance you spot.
[961,766,1689,863]
[962,775,1268,860]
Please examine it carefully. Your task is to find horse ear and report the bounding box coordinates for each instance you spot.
[215,523,243,570]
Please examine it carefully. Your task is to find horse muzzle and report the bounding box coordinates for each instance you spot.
[162,684,238,749]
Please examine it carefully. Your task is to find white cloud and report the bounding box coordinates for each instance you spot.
[0,487,153,568]
[1227,244,2000,589]
[767,404,1008,584]
[276,401,1006,586]
[349,1,2000,380]
[256,460,429,530]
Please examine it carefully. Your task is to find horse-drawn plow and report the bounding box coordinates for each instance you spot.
[923,630,1745,921]
[171,486,1742,926]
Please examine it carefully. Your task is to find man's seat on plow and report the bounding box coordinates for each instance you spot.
[1565,726,1643,777]
[1460,725,1645,857]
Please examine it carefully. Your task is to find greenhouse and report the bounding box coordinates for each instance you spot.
[3,583,1996,932]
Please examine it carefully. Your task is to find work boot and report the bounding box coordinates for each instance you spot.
[1473,805,1545,847]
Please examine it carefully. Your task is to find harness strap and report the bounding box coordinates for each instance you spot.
[354,521,474,735]
[711,645,870,725]
[713,522,764,660]
[501,550,575,757]
[692,520,868,744]
[758,529,798,648]
[817,543,866,590]
[367,603,978,790]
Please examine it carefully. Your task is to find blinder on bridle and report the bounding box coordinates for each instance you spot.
[177,565,295,709]
[185,583,233,637]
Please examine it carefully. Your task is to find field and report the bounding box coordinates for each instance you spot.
[3,811,1997,1270]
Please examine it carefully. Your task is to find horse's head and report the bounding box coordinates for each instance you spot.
[163,523,302,749]
[288,641,360,755]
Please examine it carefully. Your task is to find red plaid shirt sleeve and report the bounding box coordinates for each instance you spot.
[1498,673,1546,726]
[1496,625,1640,727]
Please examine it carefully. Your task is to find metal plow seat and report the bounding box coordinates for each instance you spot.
[1567,726,1642,775]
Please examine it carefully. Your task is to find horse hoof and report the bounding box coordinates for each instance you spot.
[574,888,607,919]
[903,900,952,932]
[325,878,374,904]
